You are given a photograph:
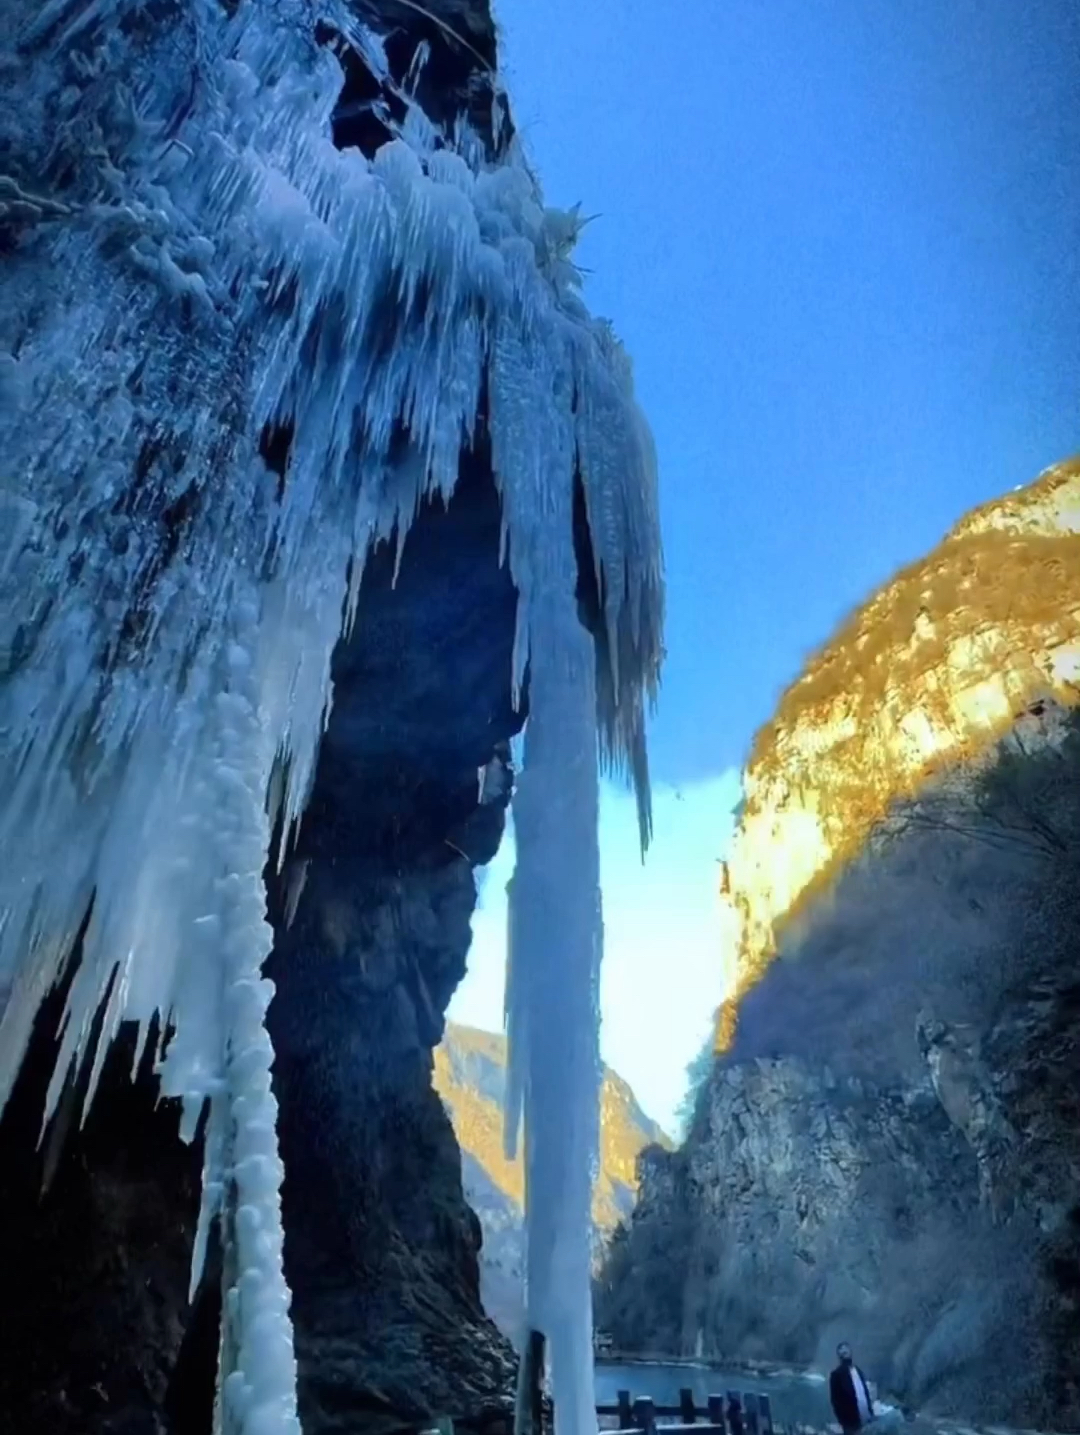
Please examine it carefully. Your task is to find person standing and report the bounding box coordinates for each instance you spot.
[829,1341,875,1434]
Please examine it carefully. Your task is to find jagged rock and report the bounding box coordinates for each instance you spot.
[0,1014,200,1435]
[915,1011,1018,1221]
[264,461,523,1432]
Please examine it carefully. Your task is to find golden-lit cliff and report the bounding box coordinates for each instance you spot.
[433,1022,668,1231]
[434,1025,526,1208]
[718,456,1080,1045]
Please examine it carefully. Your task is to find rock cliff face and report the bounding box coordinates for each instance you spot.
[599,461,1080,1430]
[261,461,523,1434]
[433,1022,668,1338]
[0,3,555,1432]
[719,457,1080,1038]
[600,712,1080,1426]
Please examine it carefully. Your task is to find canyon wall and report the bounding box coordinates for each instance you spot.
[600,710,1080,1425]
[599,462,1080,1429]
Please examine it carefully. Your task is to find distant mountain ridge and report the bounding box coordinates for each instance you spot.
[434,1021,668,1336]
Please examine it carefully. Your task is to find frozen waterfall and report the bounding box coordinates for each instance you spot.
[0,1,663,1429]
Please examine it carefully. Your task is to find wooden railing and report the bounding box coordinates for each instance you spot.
[597,1386,778,1435]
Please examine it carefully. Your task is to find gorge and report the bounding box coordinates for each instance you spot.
[434,1021,668,1341]
[2,1,1077,1432]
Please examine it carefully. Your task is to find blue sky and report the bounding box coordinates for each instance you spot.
[451,0,1080,1128]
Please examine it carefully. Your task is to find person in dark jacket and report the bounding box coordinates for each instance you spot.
[830,1342,875,1434]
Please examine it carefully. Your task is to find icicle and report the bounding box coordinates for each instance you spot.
[164,597,300,1435]
[507,589,603,1435]
[502,870,525,1164]
[490,297,609,1429]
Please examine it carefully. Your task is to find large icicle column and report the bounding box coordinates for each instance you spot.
[0,0,664,1429]
[505,590,604,1435]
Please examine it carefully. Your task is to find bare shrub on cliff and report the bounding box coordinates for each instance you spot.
[674,1016,723,1140]
[890,706,1080,863]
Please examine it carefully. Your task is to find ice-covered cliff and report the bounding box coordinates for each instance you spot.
[0,2,663,1431]
[0,456,525,1435]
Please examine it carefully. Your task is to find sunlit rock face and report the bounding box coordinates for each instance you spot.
[432,1021,668,1339]
[720,456,1080,1033]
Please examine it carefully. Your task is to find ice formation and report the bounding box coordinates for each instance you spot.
[504,597,604,1434]
[0,2,663,1431]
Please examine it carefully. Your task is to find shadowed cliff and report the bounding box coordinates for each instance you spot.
[600,705,1080,1427]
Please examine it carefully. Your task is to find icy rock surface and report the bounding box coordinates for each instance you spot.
[0,1,663,1430]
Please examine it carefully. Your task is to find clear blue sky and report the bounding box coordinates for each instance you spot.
[451,0,1080,1129]
[495,0,1080,782]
